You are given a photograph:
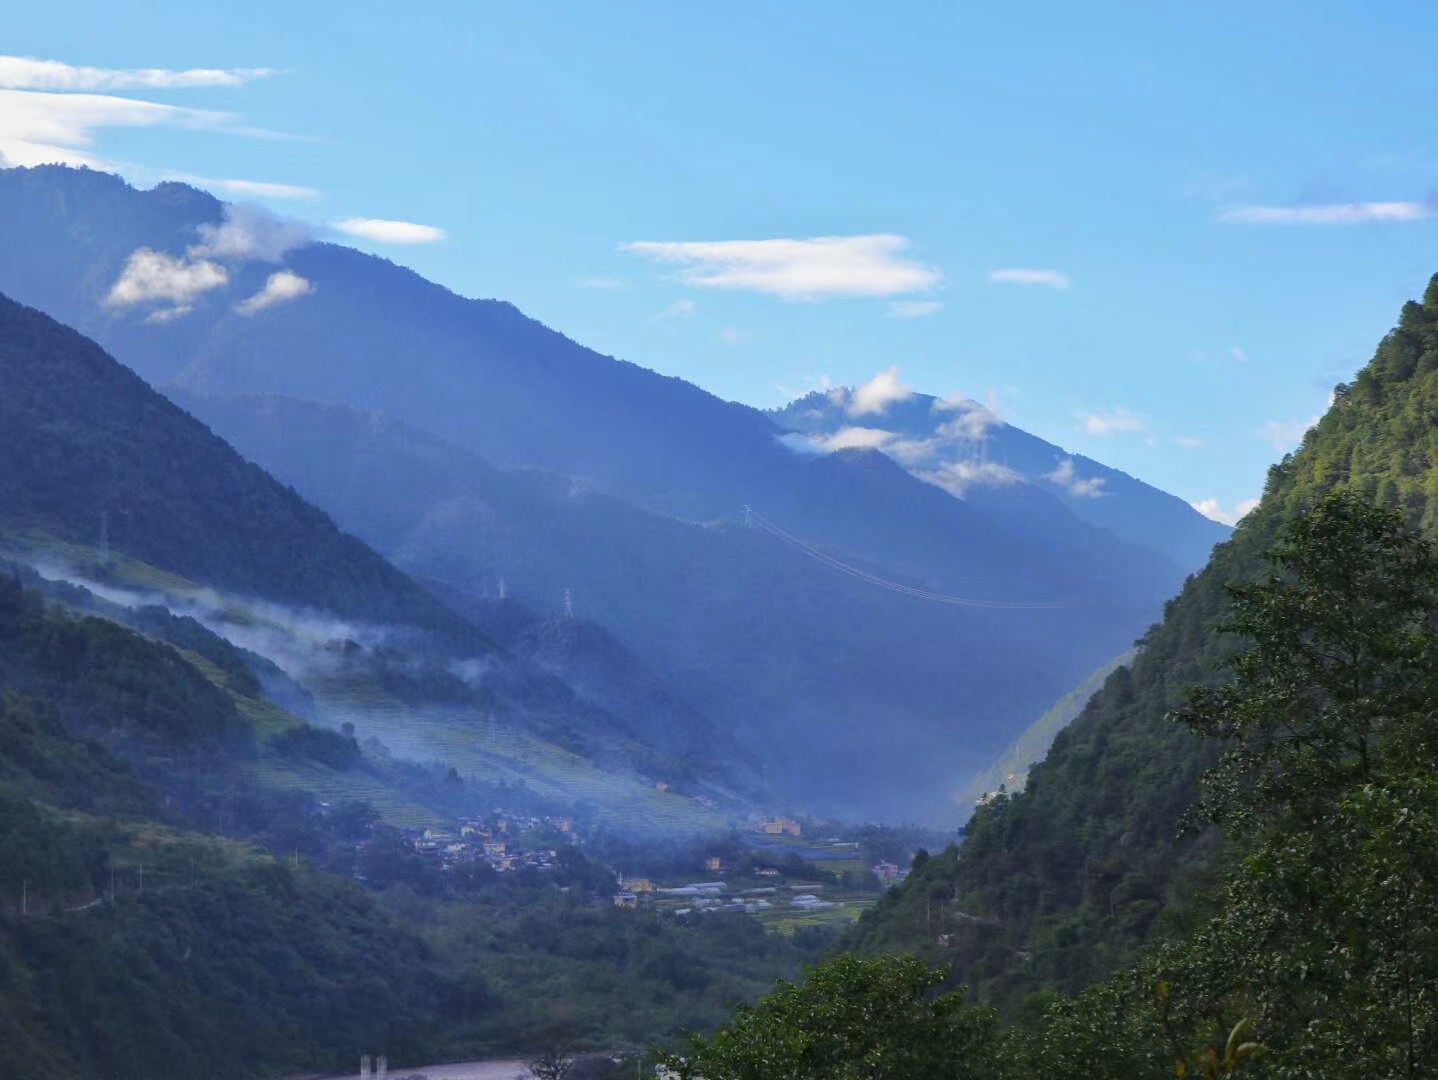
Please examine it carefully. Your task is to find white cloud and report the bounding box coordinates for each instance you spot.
[1174,435,1204,448]
[776,427,897,455]
[1045,458,1106,498]
[235,270,313,315]
[847,367,915,417]
[0,55,274,91]
[0,88,235,168]
[105,248,228,311]
[720,327,752,346]
[888,299,944,318]
[1262,415,1320,452]
[817,426,897,451]
[1192,498,1260,526]
[105,203,314,318]
[143,304,194,324]
[1229,345,1248,362]
[931,395,1005,439]
[653,298,697,321]
[0,59,313,200]
[919,460,1024,497]
[194,203,312,262]
[333,217,446,244]
[169,173,320,201]
[1220,202,1431,225]
[990,268,1071,290]
[624,234,941,300]
[776,432,826,456]
[1079,406,1147,437]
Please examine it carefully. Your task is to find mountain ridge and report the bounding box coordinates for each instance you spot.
[0,163,1221,822]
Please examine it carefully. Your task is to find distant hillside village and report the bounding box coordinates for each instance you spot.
[405,809,577,874]
[376,806,913,929]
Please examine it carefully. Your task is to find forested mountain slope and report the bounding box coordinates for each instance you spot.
[845,273,1438,1010]
[0,293,759,811]
[0,573,447,1080]
[0,292,470,635]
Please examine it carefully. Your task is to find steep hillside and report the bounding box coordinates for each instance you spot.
[1,293,762,817]
[0,574,446,1080]
[844,274,1438,1010]
[0,292,471,635]
[773,390,1229,574]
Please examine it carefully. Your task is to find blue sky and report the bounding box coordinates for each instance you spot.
[6,0,1438,522]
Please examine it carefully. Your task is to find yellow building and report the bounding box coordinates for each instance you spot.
[759,818,802,837]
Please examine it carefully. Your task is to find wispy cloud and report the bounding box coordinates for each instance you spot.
[0,55,274,91]
[624,234,941,300]
[334,217,445,244]
[990,268,1071,290]
[1045,458,1106,498]
[720,327,752,346]
[935,388,1015,425]
[167,173,320,201]
[1079,406,1146,437]
[105,248,228,317]
[236,270,313,315]
[0,55,301,198]
[106,204,314,321]
[816,426,897,451]
[888,299,943,318]
[930,395,1005,439]
[847,367,914,417]
[920,460,1024,497]
[1220,201,1432,225]
[1192,497,1259,526]
[0,88,236,168]
[1174,435,1204,448]
[194,203,312,262]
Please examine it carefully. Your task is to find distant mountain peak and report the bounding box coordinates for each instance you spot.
[771,388,1228,573]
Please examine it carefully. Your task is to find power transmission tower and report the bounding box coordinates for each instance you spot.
[100,509,110,565]
[743,504,753,529]
[498,576,508,601]
[563,588,573,619]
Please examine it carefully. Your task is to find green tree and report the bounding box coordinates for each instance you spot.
[659,954,1004,1080]
[1159,494,1438,1078]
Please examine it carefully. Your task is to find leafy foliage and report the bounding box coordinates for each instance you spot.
[845,274,1438,1014]
[661,954,1005,1080]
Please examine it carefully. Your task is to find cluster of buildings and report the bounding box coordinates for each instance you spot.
[611,875,848,917]
[407,809,578,873]
[755,816,803,837]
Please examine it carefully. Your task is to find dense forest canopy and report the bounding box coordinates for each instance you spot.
[846,275,1438,1015]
